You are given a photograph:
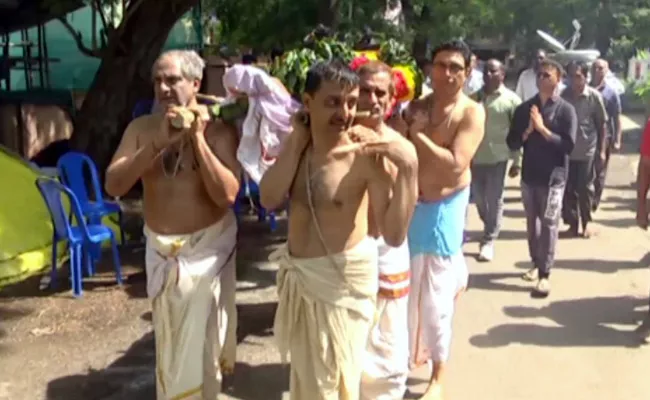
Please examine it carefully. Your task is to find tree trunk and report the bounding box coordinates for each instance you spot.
[71,0,199,177]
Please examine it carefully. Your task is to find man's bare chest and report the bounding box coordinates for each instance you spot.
[425,116,460,148]
[291,156,366,209]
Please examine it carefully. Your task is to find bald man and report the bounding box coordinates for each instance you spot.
[590,59,622,211]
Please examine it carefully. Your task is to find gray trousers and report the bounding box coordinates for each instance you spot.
[471,161,507,244]
[563,156,595,229]
[521,180,564,279]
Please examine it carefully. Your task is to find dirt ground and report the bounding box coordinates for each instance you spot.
[1,115,649,400]
[0,211,286,400]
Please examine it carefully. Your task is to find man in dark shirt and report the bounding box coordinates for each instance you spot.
[561,61,607,238]
[506,59,577,297]
[591,59,622,211]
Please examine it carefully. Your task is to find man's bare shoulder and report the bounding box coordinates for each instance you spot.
[461,96,486,123]
[127,114,158,134]
[206,118,238,143]
[407,94,432,113]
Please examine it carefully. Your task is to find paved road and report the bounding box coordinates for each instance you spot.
[1,115,648,400]
[223,114,650,400]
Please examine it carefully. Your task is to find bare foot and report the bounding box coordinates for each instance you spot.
[559,225,579,238]
[419,383,443,400]
[582,224,598,238]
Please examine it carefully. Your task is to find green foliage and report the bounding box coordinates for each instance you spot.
[269,38,355,98]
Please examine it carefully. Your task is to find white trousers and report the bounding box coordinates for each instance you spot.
[408,252,467,367]
[361,295,410,400]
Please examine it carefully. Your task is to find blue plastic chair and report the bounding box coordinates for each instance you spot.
[56,152,125,245]
[35,177,123,297]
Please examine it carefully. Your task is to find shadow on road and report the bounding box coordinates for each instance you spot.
[0,304,32,354]
[224,362,288,400]
[468,272,532,293]
[46,332,156,400]
[237,301,277,343]
[465,229,528,242]
[514,252,650,274]
[469,296,648,349]
[44,300,281,400]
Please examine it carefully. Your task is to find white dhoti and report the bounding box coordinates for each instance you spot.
[271,238,378,400]
[360,237,410,400]
[144,212,238,400]
[408,252,468,367]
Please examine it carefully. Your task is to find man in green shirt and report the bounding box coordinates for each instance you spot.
[471,59,522,261]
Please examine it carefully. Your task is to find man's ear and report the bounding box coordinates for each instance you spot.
[193,79,201,91]
[302,93,312,112]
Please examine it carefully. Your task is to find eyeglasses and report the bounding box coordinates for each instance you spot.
[537,72,552,79]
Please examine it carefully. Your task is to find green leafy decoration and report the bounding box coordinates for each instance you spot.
[270,38,354,99]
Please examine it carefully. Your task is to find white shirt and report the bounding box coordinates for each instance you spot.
[605,72,625,95]
[464,69,484,95]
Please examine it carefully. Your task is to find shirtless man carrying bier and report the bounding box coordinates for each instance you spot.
[354,60,418,400]
[105,50,241,399]
[260,60,418,399]
[404,39,485,399]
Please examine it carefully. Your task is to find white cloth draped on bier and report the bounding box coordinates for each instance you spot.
[271,237,378,399]
[222,64,301,184]
[144,212,238,400]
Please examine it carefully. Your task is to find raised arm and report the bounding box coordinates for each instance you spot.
[409,103,485,185]
[105,118,159,197]
[259,115,310,210]
[531,103,576,155]
[194,120,242,208]
[366,132,419,247]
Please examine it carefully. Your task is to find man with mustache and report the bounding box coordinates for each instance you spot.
[470,58,522,262]
[105,50,241,399]
[260,60,418,399]
[561,61,607,238]
[353,60,418,400]
[403,39,485,400]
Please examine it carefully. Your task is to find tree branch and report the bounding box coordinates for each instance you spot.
[111,0,145,41]
[93,0,110,31]
[57,17,102,58]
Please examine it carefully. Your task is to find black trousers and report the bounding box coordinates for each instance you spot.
[562,156,595,230]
